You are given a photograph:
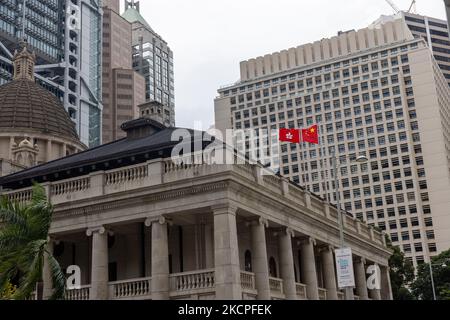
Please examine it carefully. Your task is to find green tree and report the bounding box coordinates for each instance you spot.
[386,236,415,300]
[0,184,65,300]
[411,249,450,300]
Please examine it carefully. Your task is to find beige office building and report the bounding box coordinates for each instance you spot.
[102,0,145,143]
[372,11,450,87]
[215,18,450,267]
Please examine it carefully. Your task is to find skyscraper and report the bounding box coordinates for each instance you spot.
[102,0,145,143]
[215,18,450,268]
[0,0,103,147]
[122,0,175,127]
[372,12,450,87]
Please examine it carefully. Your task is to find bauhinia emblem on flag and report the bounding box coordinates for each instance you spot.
[302,125,319,145]
[279,128,301,143]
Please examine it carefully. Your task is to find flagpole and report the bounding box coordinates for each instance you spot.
[299,130,306,187]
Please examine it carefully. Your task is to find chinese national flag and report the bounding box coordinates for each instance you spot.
[302,125,319,145]
[279,128,301,143]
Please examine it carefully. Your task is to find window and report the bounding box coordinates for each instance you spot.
[269,257,278,278]
[245,250,252,272]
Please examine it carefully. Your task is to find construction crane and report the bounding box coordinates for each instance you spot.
[386,0,400,14]
[385,0,417,14]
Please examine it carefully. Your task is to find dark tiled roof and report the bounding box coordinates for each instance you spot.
[0,124,208,188]
[0,79,78,140]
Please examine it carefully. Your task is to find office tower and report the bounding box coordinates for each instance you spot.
[102,1,145,143]
[373,12,450,87]
[122,0,175,126]
[215,19,450,267]
[0,0,103,147]
[445,0,450,30]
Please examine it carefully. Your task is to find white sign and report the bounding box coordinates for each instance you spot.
[335,248,356,288]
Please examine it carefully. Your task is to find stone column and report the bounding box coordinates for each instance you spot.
[145,216,170,300]
[300,237,319,300]
[87,227,109,300]
[369,263,382,300]
[380,265,393,300]
[278,228,297,300]
[320,245,338,300]
[9,136,14,160]
[251,218,271,300]
[46,140,52,162]
[42,239,54,300]
[213,205,242,300]
[354,257,369,300]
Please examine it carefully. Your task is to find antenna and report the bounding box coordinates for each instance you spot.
[21,0,27,41]
[385,0,400,14]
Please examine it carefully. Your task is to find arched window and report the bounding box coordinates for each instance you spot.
[244,250,252,272]
[269,257,277,278]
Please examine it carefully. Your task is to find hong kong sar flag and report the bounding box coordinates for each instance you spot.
[279,128,301,143]
[302,125,319,145]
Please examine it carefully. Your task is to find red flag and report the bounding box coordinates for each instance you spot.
[279,128,301,143]
[302,125,319,145]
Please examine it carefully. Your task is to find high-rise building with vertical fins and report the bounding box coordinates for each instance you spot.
[122,0,175,127]
[0,0,103,148]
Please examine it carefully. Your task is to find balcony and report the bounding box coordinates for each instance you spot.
[240,271,257,298]
[318,288,328,300]
[169,269,215,299]
[108,277,152,300]
[295,283,307,300]
[65,285,91,300]
[269,277,284,299]
[66,270,216,300]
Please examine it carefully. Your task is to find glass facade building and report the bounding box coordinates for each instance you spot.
[0,0,103,147]
[123,1,175,127]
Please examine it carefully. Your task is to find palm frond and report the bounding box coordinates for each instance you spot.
[13,240,46,300]
[0,228,29,252]
[47,253,66,300]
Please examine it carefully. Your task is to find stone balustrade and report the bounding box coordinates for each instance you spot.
[337,291,345,300]
[240,271,256,292]
[6,188,32,203]
[295,283,307,300]
[169,269,215,294]
[269,277,284,297]
[108,277,152,300]
[318,288,328,300]
[51,177,90,196]
[105,163,148,186]
[65,285,90,300]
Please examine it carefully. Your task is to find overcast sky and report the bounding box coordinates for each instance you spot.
[124,0,447,129]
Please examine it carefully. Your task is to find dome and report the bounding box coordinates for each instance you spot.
[0,41,79,142]
[0,80,79,141]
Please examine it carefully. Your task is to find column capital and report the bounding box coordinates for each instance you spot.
[246,216,269,228]
[86,226,106,237]
[211,204,238,216]
[275,227,295,238]
[355,256,366,265]
[298,236,316,246]
[318,244,334,253]
[144,215,172,227]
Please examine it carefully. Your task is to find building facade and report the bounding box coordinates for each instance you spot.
[0,41,86,177]
[215,19,450,268]
[0,0,103,147]
[372,11,450,87]
[123,0,175,126]
[102,1,145,143]
[0,119,392,300]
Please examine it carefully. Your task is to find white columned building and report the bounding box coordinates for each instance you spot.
[0,119,393,300]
